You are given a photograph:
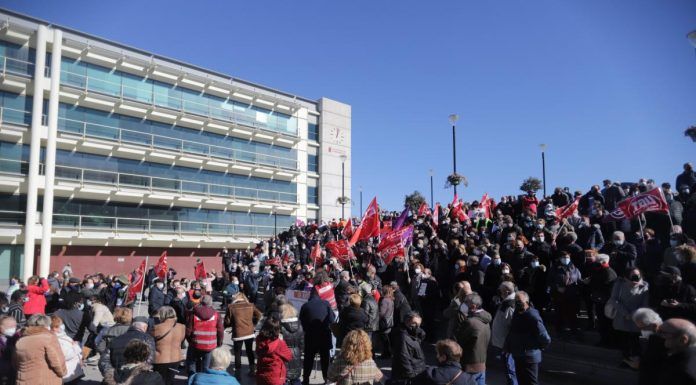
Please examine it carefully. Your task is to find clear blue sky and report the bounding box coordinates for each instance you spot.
[3,0,695,215]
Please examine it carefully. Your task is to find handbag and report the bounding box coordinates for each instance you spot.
[604,284,623,319]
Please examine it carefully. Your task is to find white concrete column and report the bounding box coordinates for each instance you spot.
[295,108,309,223]
[22,25,47,281]
[39,28,62,278]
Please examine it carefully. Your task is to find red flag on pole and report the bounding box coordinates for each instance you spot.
[480,193,492,219]
[127,259,146,302]
[451,194,469,222]
[154,251,168,280]
[310,242,323,264]
[607,188,669,220]
[325,240,355,265]
[378,225,414,264]
[417,202,431,217]
[349,197,380,245]
[432,203,440,230]
[555,198,580,219]
[194,259,207,280]
[341,218,354,239]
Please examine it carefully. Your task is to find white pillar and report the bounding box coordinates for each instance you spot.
[22,25,47,281]
[39,28,62,278]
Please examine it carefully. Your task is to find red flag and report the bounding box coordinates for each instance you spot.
[608,188,669,220]
[432,203,440,229]
[417,202,431,217]
[378,225,414,264]
[127,259,146,302]
[310,242,323,264]
[450,194,469,222]
[325,240,355,264]
[341,218,354,239]
[315,281,337,310]
[555,198,580,219]
[480,193,492,219]
[154,251,168,280]
[194,259,207,280]
[349,197,380,245]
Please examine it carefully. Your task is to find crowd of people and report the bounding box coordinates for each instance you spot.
[0,163,695,385]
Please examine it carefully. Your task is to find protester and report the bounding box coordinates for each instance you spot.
[152,306,186,385]
[377,284,395,358]
[14,314,66,385]
[97,307,133,374]
[23,276,49,317]
[186,295,224,375]
[632,308,667,384]
[327,329,383,385]
[417,339,475,385]
[224,292,262,376]
[189,347,241,385]
[608,267,649,364]
[455,293,491,385]
[490,282,518,385]
[299,286,335,385]
[103,316,156,382]
[108,339,164,385]
[255,317,293,385]
[50,315,84,384]
[392,312,426,382]
[656,318,696,385]
[505,291,551,385]
[0,315,18,384]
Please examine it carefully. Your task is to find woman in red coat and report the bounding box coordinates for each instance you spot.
[255,317,292,385]
[23,276,49,317]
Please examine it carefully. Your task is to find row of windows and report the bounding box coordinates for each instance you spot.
[308,186,319,205]
[0,40,36,77]
[0,194,294,235]
[308,154,319,173]
[308,122,319,142]
[0,141,298,202]
[60,57,298,135]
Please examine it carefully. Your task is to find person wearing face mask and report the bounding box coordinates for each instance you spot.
[631,308,667,385]
[50,315,84,383]
[528,231,552,267]
[584,253,617,346]
[519,256,549,316]
[14,314,67,385]
[602,231,637,275]
[0,315,18,385]
[504,291,551,385]
[454,293,491,385]
[608,268,649,365]
[392,312,426,382]
[548,252,582,338]
[148,277,169,317]
[7,290,26,328]
[662,232,689,269]
[651,266,696,322]
[482,254,504,308]
[490,282,518,385]
[576,216,605,251]
[54,291,88,342]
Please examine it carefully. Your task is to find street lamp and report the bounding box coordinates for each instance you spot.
[539,143,547,197]
[449,114,459,196]
[429,169,434,209]
[359,185,363,214]
[340,154,347,219]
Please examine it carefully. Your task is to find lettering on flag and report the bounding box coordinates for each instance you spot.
[608,188,669,220]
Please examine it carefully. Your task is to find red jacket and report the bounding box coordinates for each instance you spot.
[23,279,48,315]
[186,304,224,348]
[255,337,292,385]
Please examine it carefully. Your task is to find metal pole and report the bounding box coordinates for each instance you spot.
[274,211,277,235]
[430,174,434,209]
[360,189,363,215]
[341,161,345,219]
[541,151,547,197]
[452,124,457,196]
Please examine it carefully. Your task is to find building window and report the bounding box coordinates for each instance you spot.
[307,186,318,205]
[308,123,319,141]
[308,154,318,173]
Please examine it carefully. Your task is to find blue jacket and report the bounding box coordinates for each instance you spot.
[189,368,241,385]
[504,307,551,363]
[299,292,335,349]
[417,361,476,385]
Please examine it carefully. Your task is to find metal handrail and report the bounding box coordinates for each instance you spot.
[0,55,35,78]
[59,68,299,137]
[57,116,299,171]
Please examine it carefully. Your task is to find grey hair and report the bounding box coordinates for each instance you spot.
[201,295,213,306]
[632,308,662,326]
[597,254,610,264]
[613,231,625,240]
[516,290,530,304]
[27,314,51,328]
[155,306,176,321]
[464,293,483,308]
[210,347,232,369]
[499,281,515,294]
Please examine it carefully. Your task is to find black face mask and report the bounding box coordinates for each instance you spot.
[630,275,641,282]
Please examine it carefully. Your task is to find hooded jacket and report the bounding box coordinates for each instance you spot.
[255,337,292,385]
[456,309,492,372]
[186,304,224,347]
[280,317,304,380]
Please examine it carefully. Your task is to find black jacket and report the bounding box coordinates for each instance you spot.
[417,361,471,385]
[338,306,368,338]
[603,242,637,276]
[657,346,696,385]
[108,327,156,372]
[392,327,426,380]
[299,292,335,349]
[148,285,167,315]
[280,317,304,380]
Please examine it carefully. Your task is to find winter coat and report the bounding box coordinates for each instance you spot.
[186,305,224,347]
[54,308,87,341]
[55,331,83,381]
[417,361,475,385]
[189,368,241,385]
[338,306,368,338]
[148,285,167,315]
[392,327,426,380]
[109,362,164,385]
[299,292,335,349]
[504,307,551,364]
[107,327,156,372]
[23,279,49,315]
[13,327,67,385]
[152,318,186,364]
[361,295,379,332]
[657,346,696,385]
[90,302,115,332]
[280,317,304,380]
[609,278,649,332]
[224,300,262,341]
[603,242,638,276]
[378,296,394,333]
[255,337,292,385]
[455,310,492,372]
[491,297,515,349]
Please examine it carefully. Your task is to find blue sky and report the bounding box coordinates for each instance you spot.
[3,0,695,215]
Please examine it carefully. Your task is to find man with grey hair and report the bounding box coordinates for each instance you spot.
[456,292,492,385]
[103,316,155,382]
[186,295,224,375]
[632,308,666,383]
[602,230,637,275]
[657,318,696,385]
[491,282,518,385]
[505,291,551,385]
[188,347,240,384]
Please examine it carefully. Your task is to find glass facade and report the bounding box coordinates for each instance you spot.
[60,57,298,135]
[0,40,36,77]
[308,154,319,173]
[308,186,319,205]
[308,122,319,141]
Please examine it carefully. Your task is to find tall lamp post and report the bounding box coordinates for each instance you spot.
[340,154,347,219]
[540,144,547,197]
[359,185,363,214]
[429,169,434,209]
[449,114,459,196]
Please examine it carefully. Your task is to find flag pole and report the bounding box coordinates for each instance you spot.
[138,255,149,317]
[638,214,645,241]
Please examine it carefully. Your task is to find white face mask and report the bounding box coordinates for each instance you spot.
[531,261,540,268]
[502,269,510,275]
[613,240,624,246]
[59,324,66,333]
[85,284,94,290]
[414,268,422,275]
[156,283,164,290]
[670,240,679,247]
[560,258,571,266]
[2,328,16,337]
[640,330,653,338]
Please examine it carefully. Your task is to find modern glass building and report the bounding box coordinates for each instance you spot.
[0,9,351,280]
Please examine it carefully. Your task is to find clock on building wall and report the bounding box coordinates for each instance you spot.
[328,127,346,145]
